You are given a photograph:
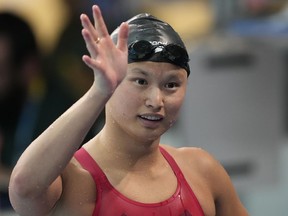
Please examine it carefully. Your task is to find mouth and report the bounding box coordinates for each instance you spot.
[139,114,163,121]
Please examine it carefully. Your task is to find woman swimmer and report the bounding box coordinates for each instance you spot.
[9,5,248,216]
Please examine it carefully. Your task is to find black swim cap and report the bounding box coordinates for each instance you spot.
[111,13,190,76]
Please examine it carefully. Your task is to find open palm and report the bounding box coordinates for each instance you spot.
[81,5,129,94]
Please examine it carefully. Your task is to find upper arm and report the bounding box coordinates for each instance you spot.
[9,176,63,216]
[202,151,249,216]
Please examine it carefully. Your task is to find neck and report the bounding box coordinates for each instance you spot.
[102,125,160,152]
[88,127,162,171]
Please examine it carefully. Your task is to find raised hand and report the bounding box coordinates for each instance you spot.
[80,5,129,95]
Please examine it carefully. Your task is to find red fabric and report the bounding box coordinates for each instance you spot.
[74,147,205,216]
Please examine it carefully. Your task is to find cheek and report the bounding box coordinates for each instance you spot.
[107,86,142,118]
[165,94,185,122]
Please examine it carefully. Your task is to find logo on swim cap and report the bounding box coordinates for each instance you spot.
[150,41,168,46]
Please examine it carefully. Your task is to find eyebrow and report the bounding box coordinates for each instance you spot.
[130,67,186,80]
[130,68,149,76]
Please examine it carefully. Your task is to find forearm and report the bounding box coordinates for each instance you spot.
[8,4,129,215]
[9,83,110,196]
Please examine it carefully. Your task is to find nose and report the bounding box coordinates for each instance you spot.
[145,87,164,110]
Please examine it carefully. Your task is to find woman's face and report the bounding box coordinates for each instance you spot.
[105,61,188,142]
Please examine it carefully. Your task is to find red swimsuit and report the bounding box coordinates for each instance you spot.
[74,147,205,216]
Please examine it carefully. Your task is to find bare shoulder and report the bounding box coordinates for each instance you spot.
[161,143,213,159]
[160,144,249,216]
[161,144,221,175]
[51,158,96,216]
[160,144,224,195]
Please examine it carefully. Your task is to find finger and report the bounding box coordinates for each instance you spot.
[80,14,99,42]
[82,55,94,68]
[92,5,109,38]
[82,55,101,71]
[81,28,99,58]
[116,22,129,52]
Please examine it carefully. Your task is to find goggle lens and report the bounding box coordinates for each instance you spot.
[128,40,189,67]
[129,40,153,60]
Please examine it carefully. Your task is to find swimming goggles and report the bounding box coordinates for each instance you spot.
[128,40,190,75]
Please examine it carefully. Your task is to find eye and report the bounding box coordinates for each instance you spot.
[165,82,179,89]
[135,78,148,85]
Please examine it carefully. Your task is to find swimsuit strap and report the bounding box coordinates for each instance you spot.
[74,148,106,183]
[159,146,183,177]
[75,147,185,183]
[160,146,205,216]
[74,147,205,216]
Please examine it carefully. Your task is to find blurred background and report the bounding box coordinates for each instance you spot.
[0,0,288,215]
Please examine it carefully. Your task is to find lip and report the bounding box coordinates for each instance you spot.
[138,113,164,128]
